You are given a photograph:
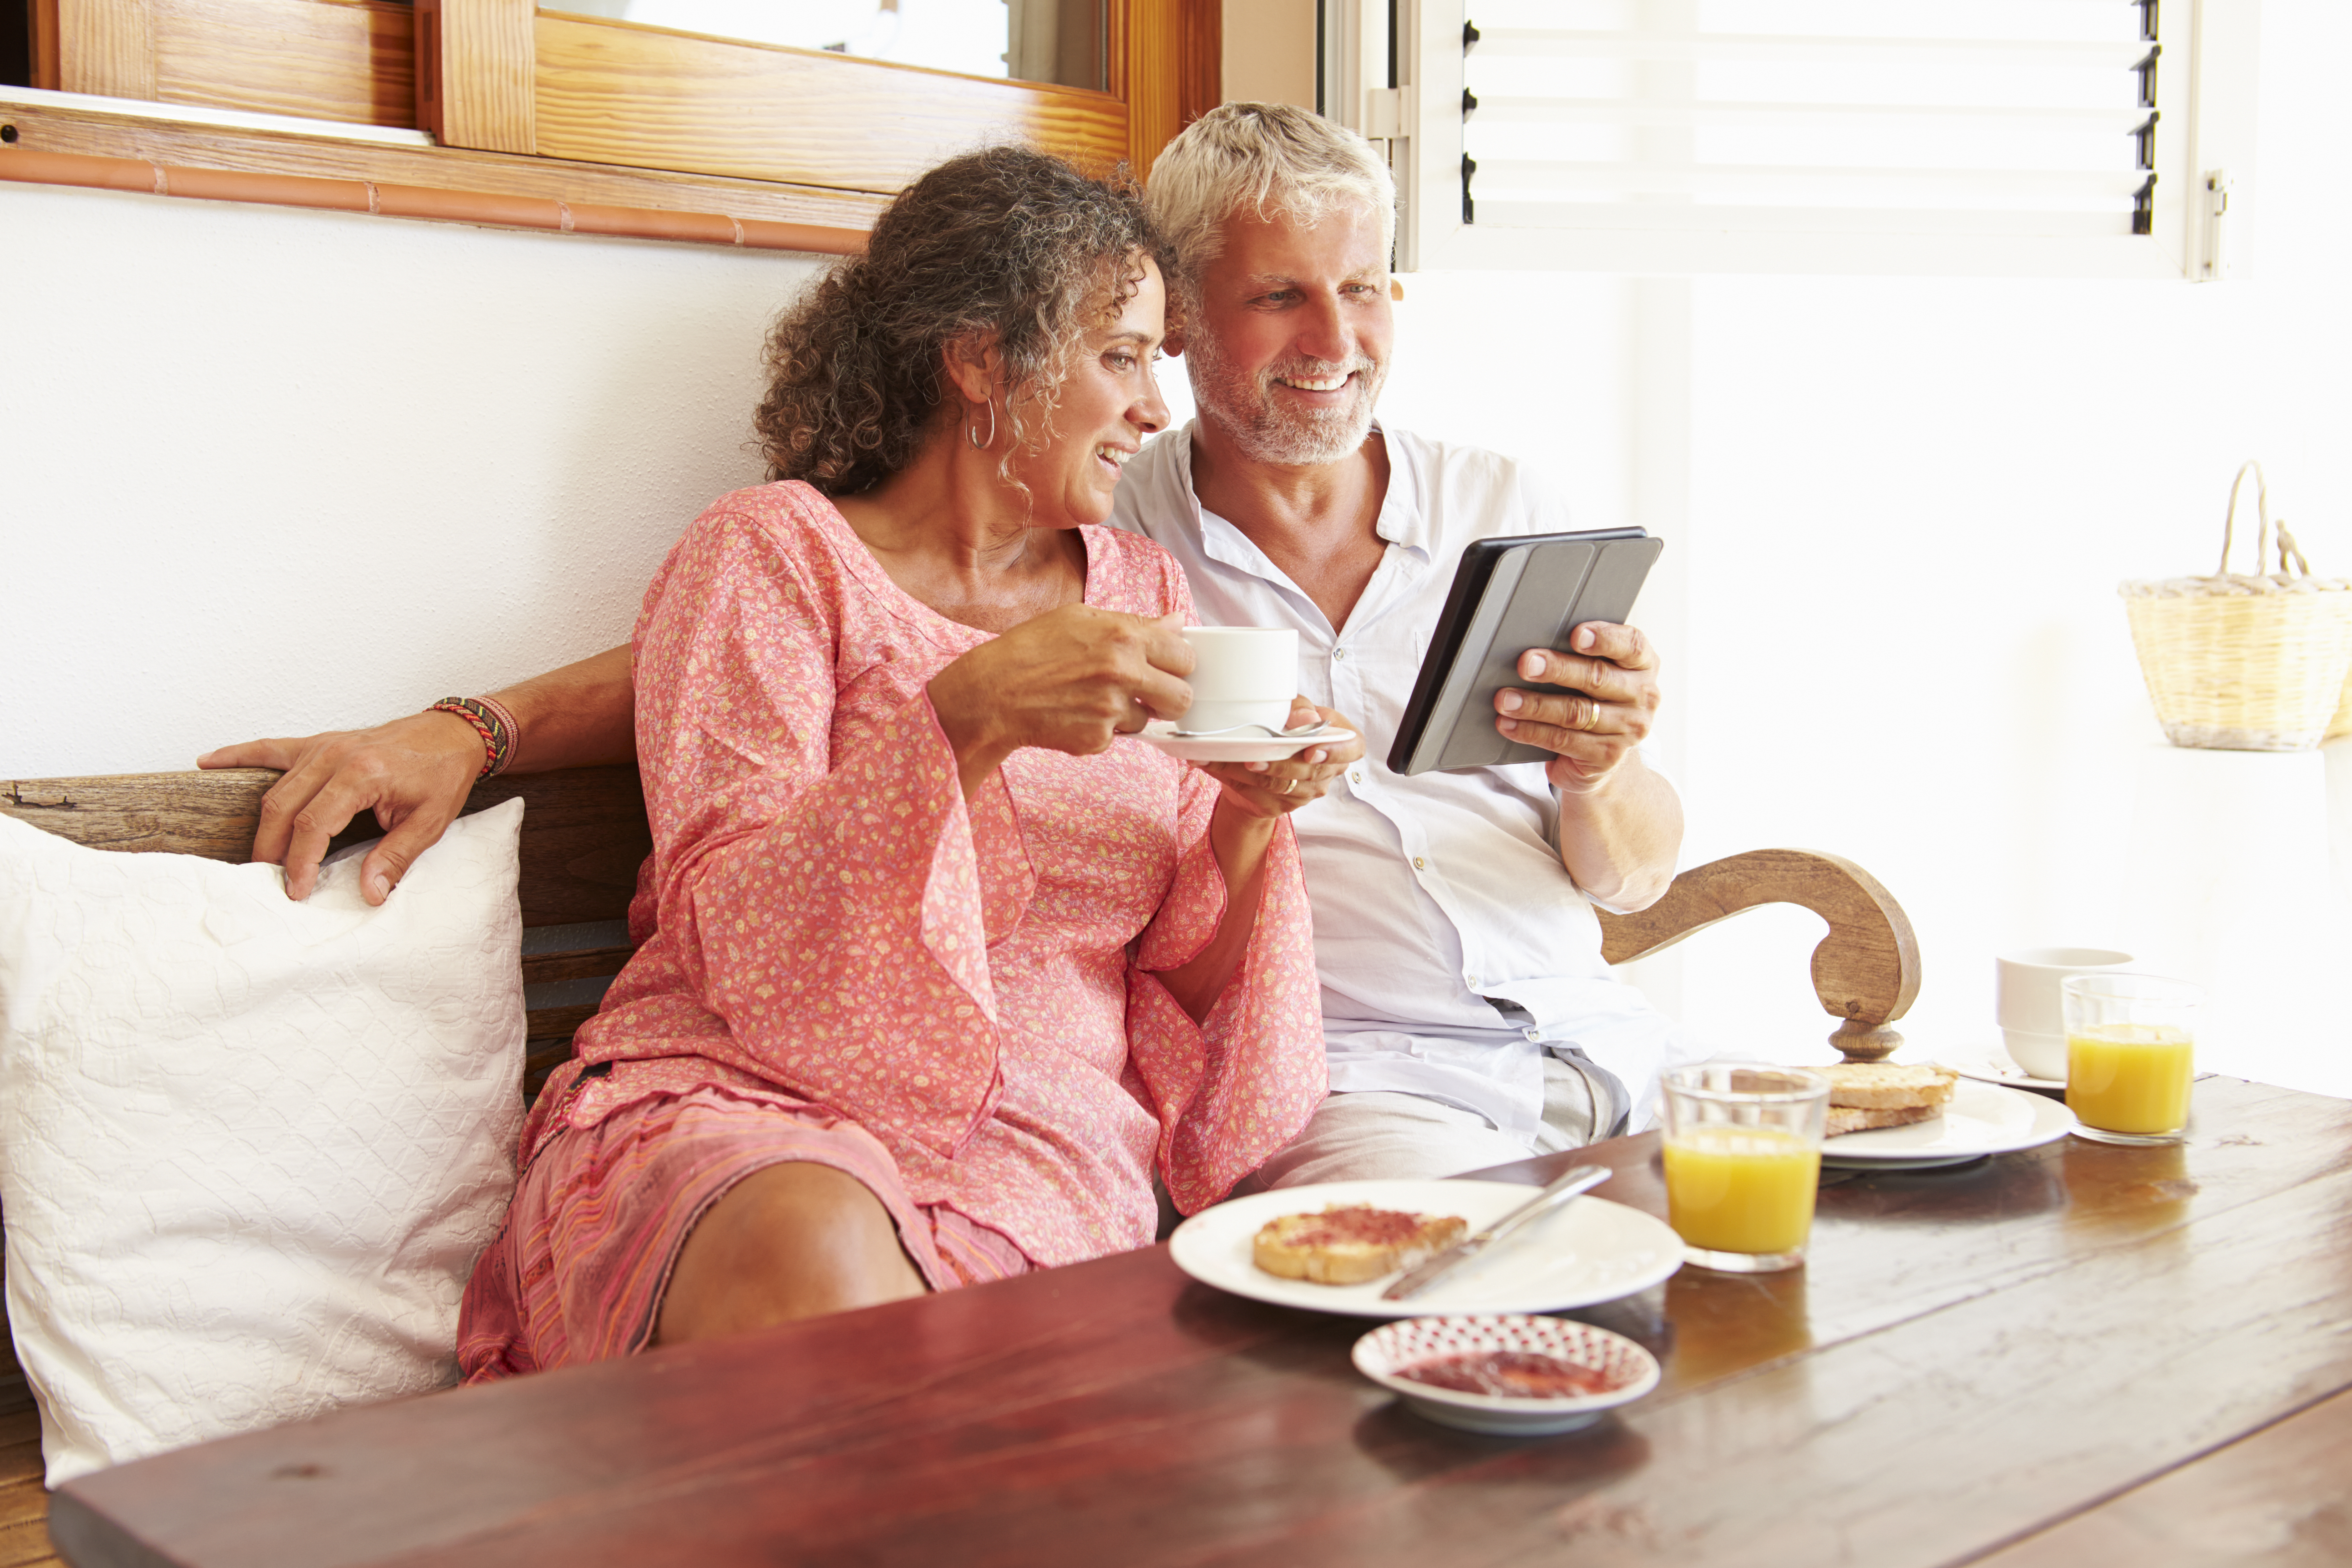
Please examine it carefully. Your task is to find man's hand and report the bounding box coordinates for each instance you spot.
[197,712,483,904]
[1493,621,1661,796]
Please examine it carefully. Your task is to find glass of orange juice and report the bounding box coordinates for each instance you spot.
[1660,1066,1829,1273]
[2061,974,2200,1145]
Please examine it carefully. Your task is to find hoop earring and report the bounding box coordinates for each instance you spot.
[967,399,997,451]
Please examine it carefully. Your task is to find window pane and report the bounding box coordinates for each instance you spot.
[550,0,1105,91]
[2,0,33,90]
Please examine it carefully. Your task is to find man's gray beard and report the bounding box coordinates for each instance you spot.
[1188,326,1386,467]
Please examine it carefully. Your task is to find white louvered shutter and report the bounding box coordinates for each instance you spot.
[1329,0,2258,278]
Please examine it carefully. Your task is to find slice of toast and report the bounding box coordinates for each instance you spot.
[1252,1206,1470,1285]
[1824,1062,1958,1111]
[1826,1103,1942,1137]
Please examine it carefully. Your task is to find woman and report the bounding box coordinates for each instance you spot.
[456,148,1360,1378]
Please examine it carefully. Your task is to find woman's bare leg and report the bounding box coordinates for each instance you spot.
[653,1162,927,1345]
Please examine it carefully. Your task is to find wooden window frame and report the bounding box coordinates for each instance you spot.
[6,0,1220,250]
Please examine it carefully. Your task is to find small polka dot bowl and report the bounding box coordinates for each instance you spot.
[1351,1314,1660,1436]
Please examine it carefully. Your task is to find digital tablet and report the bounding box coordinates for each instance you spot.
[1387,528,1663,776]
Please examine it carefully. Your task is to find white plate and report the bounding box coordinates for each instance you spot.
[1820,1078,2075,1168]
[1132,722,1349,764]
[1352,1314,1660,1436]
[1167,1178,1683,1318]
[1933,1041,2065,1092]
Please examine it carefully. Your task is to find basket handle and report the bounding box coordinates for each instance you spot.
[2217,461,2271,576]
[2275,521,2313,578]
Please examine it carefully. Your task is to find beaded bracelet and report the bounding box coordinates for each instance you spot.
[426,696,516,778]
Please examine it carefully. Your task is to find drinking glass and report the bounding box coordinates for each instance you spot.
[2062,974,2200,1145]
[1660,1065,1830,1273]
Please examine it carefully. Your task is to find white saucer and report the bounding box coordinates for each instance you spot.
[1133,721,1349,764]
[1820,1079,2075,1168]
[1933,1041,2065,1092]
[1168,1178,1683,1318]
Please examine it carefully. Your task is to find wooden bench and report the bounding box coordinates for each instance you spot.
[0,763,1918,1565]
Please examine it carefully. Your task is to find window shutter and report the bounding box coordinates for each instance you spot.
[1348,0,2258,278]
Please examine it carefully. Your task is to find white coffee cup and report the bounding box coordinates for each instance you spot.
[1995,946,2136,1080]
[1179,627,1298,734]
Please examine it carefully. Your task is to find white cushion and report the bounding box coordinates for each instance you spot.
[0,798,526,1483]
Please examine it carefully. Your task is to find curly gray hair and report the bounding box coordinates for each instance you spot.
[755,146,1169,497]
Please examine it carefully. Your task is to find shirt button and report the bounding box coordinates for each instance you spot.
[1350,771,1364,785]
[1413,856,1426,870]
[1333,647,1348,660]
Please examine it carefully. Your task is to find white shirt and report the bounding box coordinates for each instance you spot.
[1110,423,1689,1137]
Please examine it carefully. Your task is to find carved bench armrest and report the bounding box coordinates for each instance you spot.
[1592,848,1921,1061]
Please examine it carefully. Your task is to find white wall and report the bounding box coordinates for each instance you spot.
[1669,0,2352,1099]
[1,183,819,774]
[1668,264,2352,1096]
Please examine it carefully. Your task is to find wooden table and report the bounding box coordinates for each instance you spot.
[49,1077,2352,1568]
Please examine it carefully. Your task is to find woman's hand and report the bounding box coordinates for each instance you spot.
[1200,700,1364,818]
[928,606,1194,794]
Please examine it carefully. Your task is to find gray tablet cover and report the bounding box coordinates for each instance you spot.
[1396,535,1663,775]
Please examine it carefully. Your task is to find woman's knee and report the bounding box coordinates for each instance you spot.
[654,1162,926,1345]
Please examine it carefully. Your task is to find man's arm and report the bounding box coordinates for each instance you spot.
[198,644,637,904]
[1492,622,1683,911]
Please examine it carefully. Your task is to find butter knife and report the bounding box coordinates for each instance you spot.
[1380,1163,1612,1302]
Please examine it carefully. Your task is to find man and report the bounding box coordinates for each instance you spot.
[1121,105,1688,1183]
[204,103,1693,1182]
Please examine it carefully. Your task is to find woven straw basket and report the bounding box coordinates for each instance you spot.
[2120,462,2352,752]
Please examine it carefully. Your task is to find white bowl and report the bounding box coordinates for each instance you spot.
[1351,1314,1660,1436]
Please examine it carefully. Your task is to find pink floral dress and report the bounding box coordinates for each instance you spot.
[519,481,1326,1270]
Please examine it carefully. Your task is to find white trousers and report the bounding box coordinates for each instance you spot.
[1251,1056,1605,1189]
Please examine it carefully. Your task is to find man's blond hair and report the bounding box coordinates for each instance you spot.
[1146,102,1396,304]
